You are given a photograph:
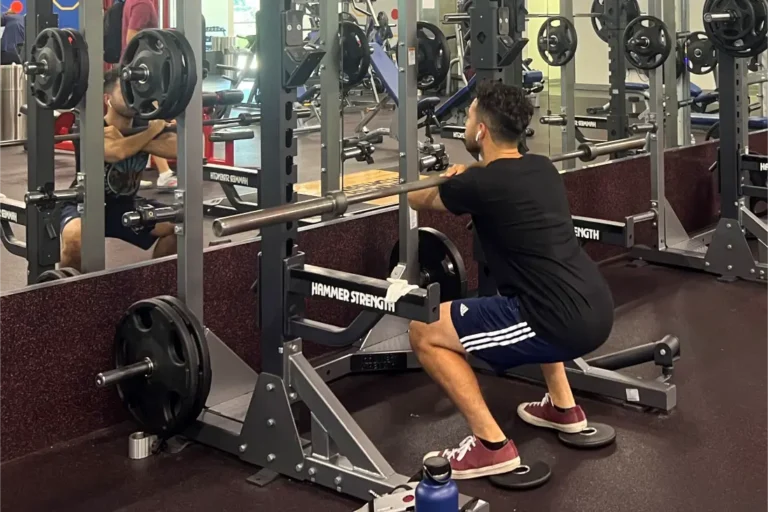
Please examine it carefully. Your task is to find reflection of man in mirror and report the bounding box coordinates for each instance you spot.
[121,0,178,190]
[58,68,178,271]
[0,11,24,65]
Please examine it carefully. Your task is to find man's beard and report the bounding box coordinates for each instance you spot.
[464,138,481,161]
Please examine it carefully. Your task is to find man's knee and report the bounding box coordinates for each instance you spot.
[409,320,439,353]
[60,219,82,259]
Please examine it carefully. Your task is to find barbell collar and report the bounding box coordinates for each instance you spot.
[540,115,567,126]
[630,123,657,134]
[122,211,143,228]
[95,358,153,388]
[704,12,735,22]
[23,62,46,76]
[443,13,470,24]
[121,65,149,82]
[25,188,81,205]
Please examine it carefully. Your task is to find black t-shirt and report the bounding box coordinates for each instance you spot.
[439,154,614,351]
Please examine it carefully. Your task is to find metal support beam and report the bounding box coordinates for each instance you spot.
[662,0,678,148]
[676,0,692,146]
[320,0,341,216]
[559,0,577,170]
[605,0,630,148]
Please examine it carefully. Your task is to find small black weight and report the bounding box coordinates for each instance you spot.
[591,0,642,44]
[488,461,551,490]
[120,29,189,119]
[416,21,451,91]
[686,32,718,75]
[624,15,672,70]
[558,423,617,449]
[537,16,578,67]
[389,228,468,302]
[339,20,371,91]
[114,298,201,437]
[154,295,212,422]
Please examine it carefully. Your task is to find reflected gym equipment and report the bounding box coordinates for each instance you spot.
[416,21,452,90]
[702,0,768,57]
[591,0,642,42]
[536,16,578,67]
[623,15,672,70]
[685,31,718,74]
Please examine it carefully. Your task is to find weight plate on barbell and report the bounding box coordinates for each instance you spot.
[340,20,371,91]
[537,16,578,67]
[591,0,642,43]
[161,30,199,120]
[703,0,768,57]
[154,295,211,423]
[27,28,78,109]
[416,21,452,91]
[624,15,672,70]
[120,29,188,120]
[686,32,718,75]
[114,298,202,437]
[389,228,468,302]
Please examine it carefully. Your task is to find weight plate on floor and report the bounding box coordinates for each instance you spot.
[537,16,578,67]
[27,28,78,109]
[57,29,90,110]
[686,32,718,75]
[389,228,468,302]
[154,295,211,422]
[120,29,187,119]
[114,298,201,437]
[59,267,81,278]
[488,461,551,490]
[591,0,642,43]
[36,269,71,283]
[340,20,371,91]
[623,16,672,70]
[558,423,617,449]
[160,30,198,120]
[416,21,451,91]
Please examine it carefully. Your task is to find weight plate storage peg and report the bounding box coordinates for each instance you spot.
[703,0,768,57]
[25,28,84,109]
[389,228,468,302]
[109,298,205,437]
[685,32,718,75]
[591,0,642,43]
[416,21,452,91]
[120,29,194,119]
[558,423,617,449]
[537,16,578,67]
[623,16,672,70]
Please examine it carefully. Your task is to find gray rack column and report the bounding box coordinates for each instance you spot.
[662,0,678,148]
[501,0,525,88]
[397,0,419,281]
[559,0,577,170]
[320,0,341,214]
[676,0,692,146]
[79,0,105,273]
[605,0,630,149]
[24,0,58,283]
[176,1,205,318]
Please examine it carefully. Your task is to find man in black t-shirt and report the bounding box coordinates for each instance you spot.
[407,80,614,479]
[59,68,178,271]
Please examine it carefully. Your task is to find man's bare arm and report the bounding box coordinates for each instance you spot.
[408,187,447,212]
[142,132,177,159]
[104,126,163,163]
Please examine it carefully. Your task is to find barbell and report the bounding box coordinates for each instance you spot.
[212,137,647,237]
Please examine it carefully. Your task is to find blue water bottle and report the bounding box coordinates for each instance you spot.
[415,456,459,512]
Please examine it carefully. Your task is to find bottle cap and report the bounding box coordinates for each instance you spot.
[423,456,452,483]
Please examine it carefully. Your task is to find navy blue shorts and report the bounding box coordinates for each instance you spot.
[60,197,165,251]
[450,295,581,372]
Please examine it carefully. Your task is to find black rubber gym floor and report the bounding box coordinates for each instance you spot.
[2,261,765,512]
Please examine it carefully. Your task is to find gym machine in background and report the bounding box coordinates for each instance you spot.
[630,0,768,283]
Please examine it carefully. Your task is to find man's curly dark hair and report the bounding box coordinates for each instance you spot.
[474,80,534,145]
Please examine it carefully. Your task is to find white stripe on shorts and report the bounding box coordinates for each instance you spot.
[460,321,530,344]
[465,330,537,353]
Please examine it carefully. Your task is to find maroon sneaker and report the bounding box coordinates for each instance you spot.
[517,393,587,433]
[422,436,520,480]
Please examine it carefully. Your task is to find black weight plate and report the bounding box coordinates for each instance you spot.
[389,228,468,302]
[339,11,358,24]
[704,0,768,57]
[705,121,720,140]
[114,298,201,437]
[154,295,211,425]
[416,21,451,91]
[624,16,672,70]
[591,0,641,43]
[686,32,718,75]
[59,267,81,278]
[57,29,89,110]
[36,269,70,283]
[340,21,371,91]
[488,461,551,490]
[120,29,186,119]
[28,29,77,109]
[537,16,578,67]
[161,30,199,120]
[558,423,617,449]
